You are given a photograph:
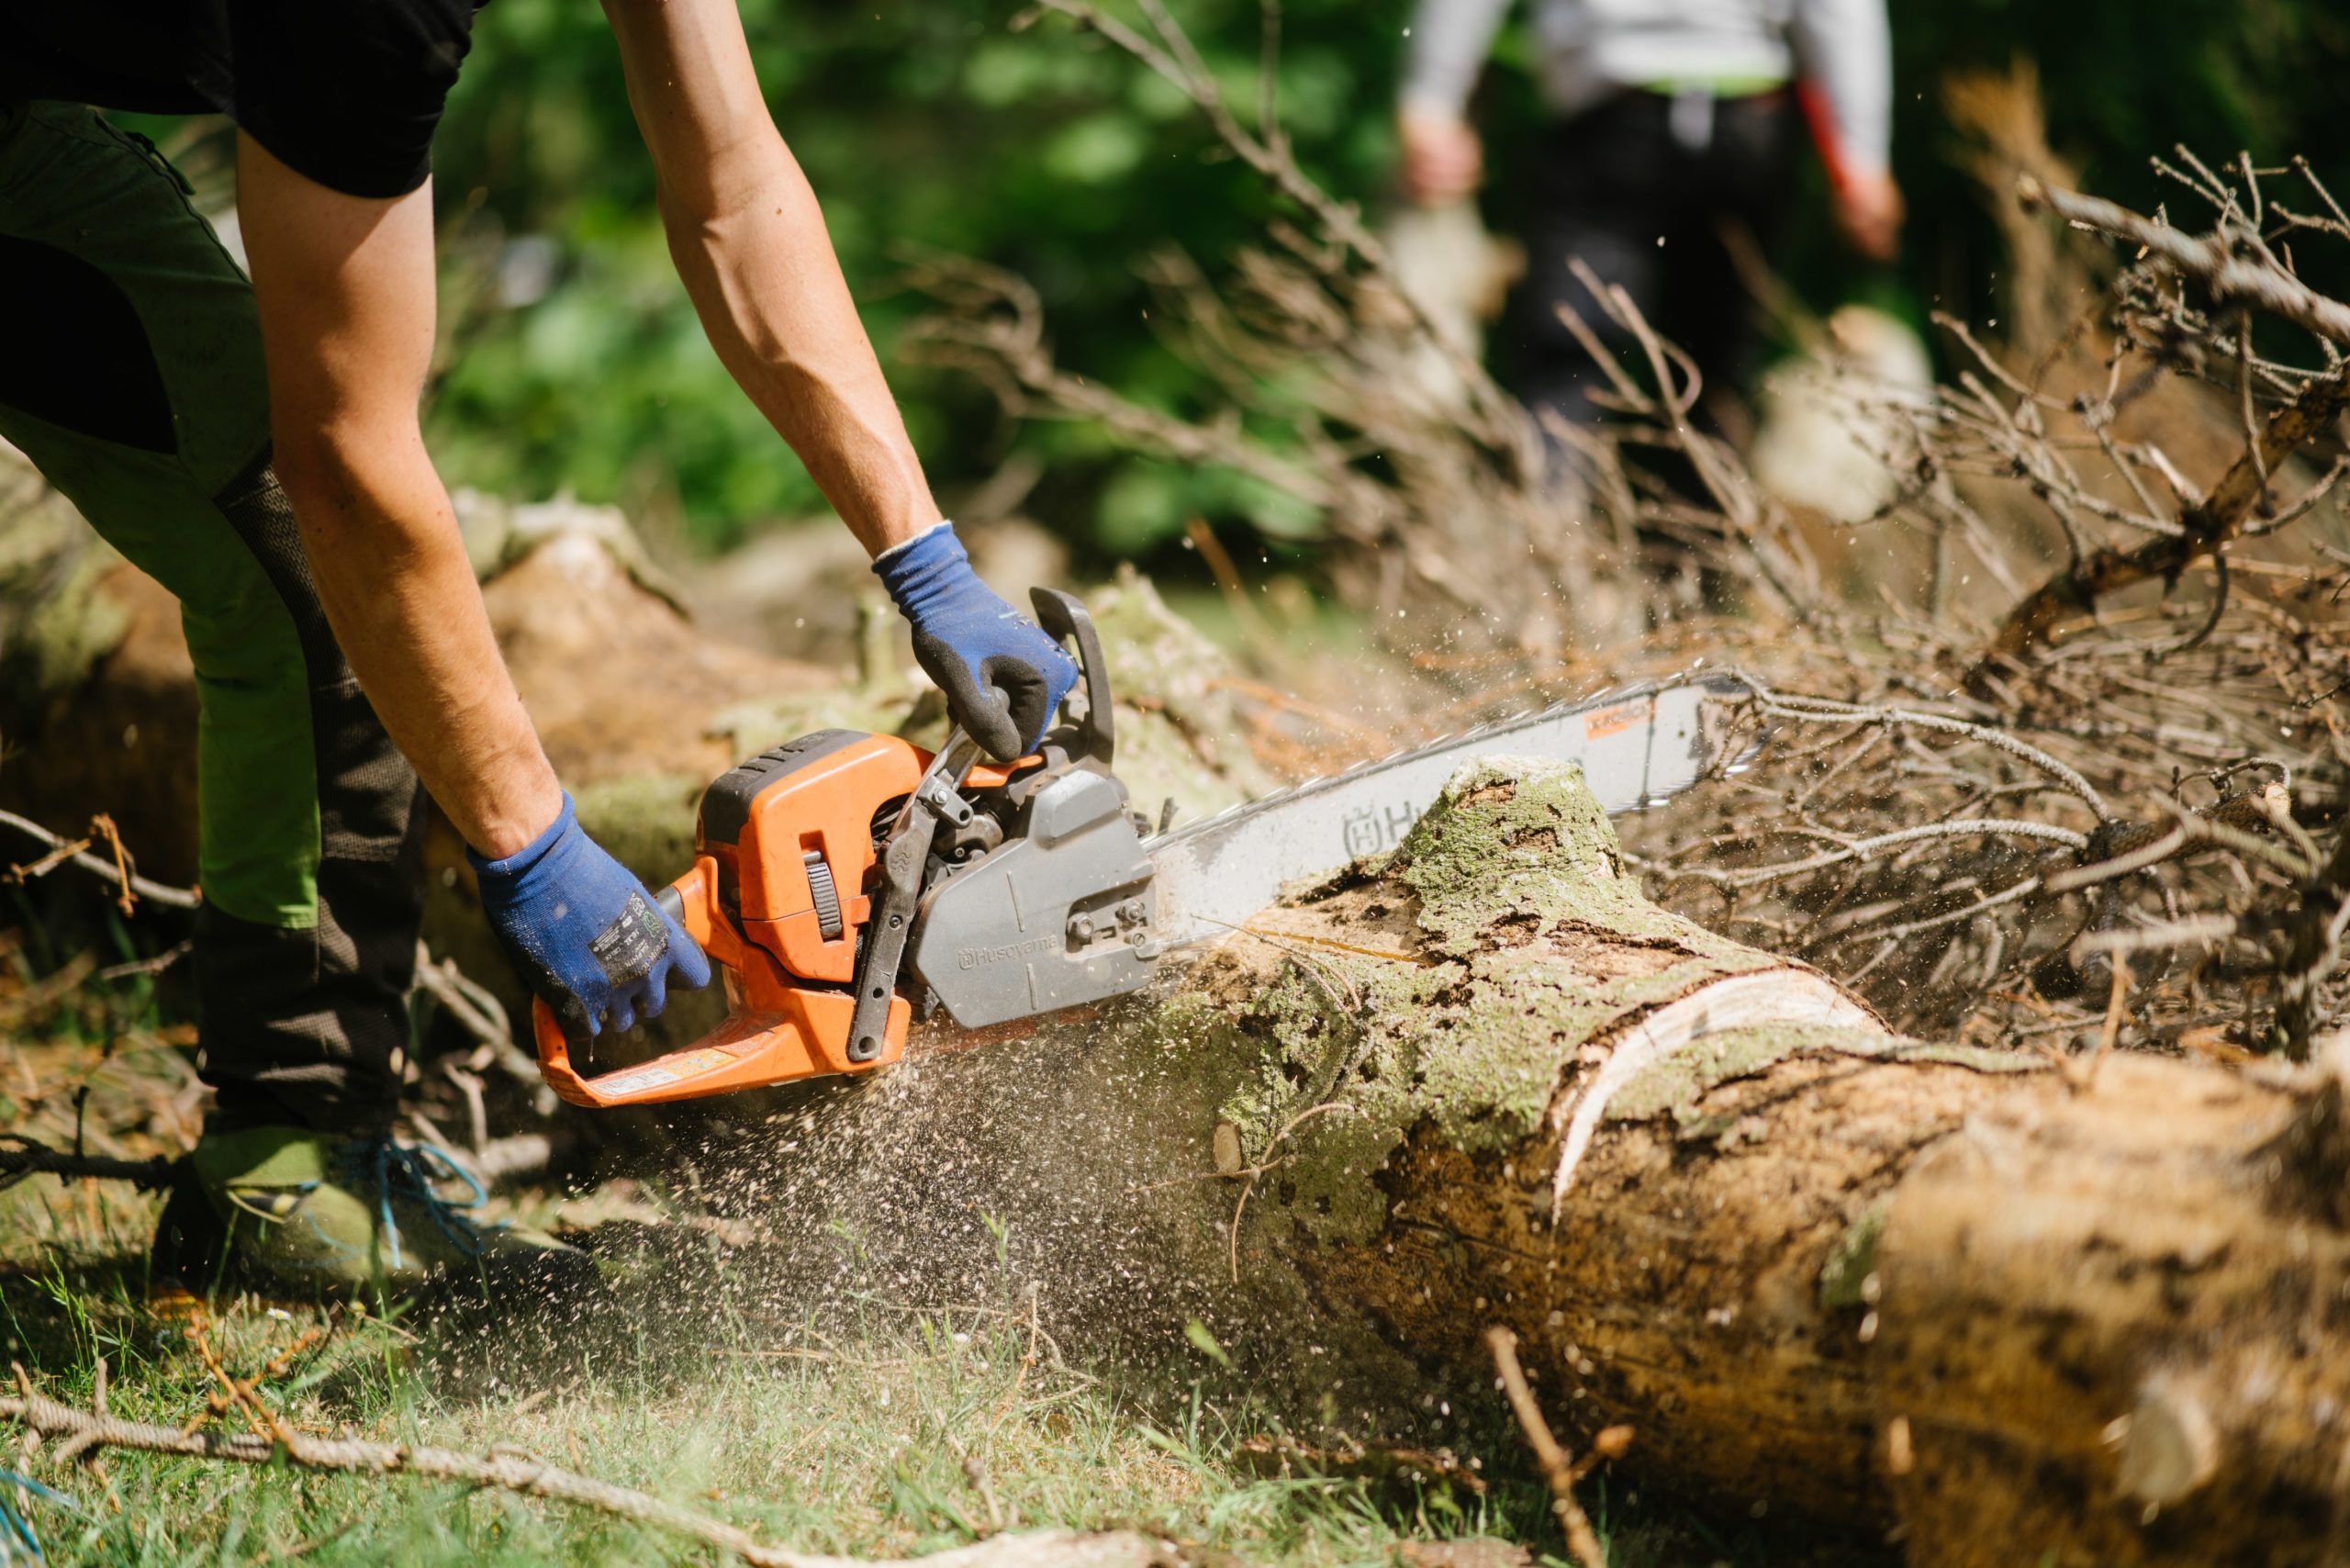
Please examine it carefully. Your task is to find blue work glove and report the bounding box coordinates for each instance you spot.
[470,793,711,1041]
[874,521,1079,760]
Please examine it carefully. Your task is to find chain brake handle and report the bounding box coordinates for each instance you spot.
[1029,587,1114,767]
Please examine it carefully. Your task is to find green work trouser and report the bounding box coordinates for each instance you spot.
[0,101,421,1135]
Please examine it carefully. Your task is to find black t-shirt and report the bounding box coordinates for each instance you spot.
[0,1,484,199]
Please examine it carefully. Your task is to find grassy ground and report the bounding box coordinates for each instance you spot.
[0,1182,1796,1568]
[0,919,1864,1568]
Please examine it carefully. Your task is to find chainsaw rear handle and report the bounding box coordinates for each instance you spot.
[530,857,908,1108]
[528,862,722,1107]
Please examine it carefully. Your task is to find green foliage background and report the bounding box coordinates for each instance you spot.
[411,0,2350,561]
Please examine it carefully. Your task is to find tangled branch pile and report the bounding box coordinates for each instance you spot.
[1637,152,2350,1059]
[911,10,2350,1069]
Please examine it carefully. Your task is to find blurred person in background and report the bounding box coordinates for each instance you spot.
[1396,0,1902,449]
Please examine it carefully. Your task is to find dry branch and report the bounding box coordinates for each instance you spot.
[1970,173,2350,678]
[1975,367,2350,677]
[0,808,199,912]
[914,2,1656,654]
[2019,174,2350,347]
[1484,1327,1608,1568]
[0,1383,1179,1568]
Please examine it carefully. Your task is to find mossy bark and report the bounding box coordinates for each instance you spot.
[721,757,2350,1568]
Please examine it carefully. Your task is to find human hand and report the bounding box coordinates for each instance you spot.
[1834,168,1905,262]
[873,522,1079,761]
[1397,105,1483,206]
[472,793,711,1040]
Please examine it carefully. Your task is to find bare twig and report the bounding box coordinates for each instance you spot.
[1729,672,2109,817]
[2020,174,2350,345]
[0,810,198,911]
[95,939,193,982]
[0,1136,181,1193]
[2070,957,2131,1090]
[1485,1327,1611,1567]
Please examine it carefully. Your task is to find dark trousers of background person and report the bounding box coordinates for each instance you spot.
[1506,87,1796,450]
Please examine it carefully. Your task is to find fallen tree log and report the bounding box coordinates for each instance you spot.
[713,756,2350,1568]
[11,470,2348,1562]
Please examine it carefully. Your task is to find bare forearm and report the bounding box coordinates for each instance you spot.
[660,147,939,555]
[236,134,561,860]
[604,0,939,556]
[285,437,560,858]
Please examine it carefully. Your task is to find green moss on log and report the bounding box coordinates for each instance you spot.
[1223,758,1796,1205]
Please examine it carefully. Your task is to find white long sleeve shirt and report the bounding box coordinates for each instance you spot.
[1401,0,1893,174]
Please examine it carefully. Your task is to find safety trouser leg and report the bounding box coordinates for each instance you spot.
[0,100,421,1135]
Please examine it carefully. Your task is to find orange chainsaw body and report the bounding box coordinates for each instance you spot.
[534,731,1029,1109]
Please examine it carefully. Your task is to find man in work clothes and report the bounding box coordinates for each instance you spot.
[1396,0,1901,442]
[0,4,1075,1297]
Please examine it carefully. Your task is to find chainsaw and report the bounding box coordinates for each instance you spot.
[532,588,1761,1108]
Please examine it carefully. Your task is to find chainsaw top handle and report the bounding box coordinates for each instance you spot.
[1030,587,1113,767]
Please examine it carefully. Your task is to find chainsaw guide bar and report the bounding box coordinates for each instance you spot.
[1145,673,1761,954]
[532,589,1763,1109]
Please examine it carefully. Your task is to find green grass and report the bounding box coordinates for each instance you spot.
[0,929,1856,1568]
[0,1176,1816,1568]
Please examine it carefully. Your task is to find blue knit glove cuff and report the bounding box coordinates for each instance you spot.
[470,792,711,1040]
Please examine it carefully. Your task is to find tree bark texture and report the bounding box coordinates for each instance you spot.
[711,758,2350,1568]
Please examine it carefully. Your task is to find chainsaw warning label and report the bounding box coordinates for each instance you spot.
[594,1047,736,1096]
[1583,697,1656,740]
